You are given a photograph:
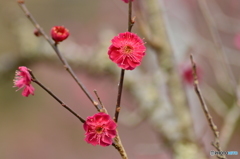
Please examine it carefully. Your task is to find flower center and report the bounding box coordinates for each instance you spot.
[95,126,104,134]
[55,27,65,35]
[123,45,133,54]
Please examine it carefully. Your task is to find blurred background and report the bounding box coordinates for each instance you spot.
[0,0,240,159]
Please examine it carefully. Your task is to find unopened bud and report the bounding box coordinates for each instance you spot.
[51,26,69,43]
[33,29,41,37]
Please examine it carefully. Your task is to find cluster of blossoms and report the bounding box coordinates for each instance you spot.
[13,26,145,146]
[13,66,34,97]
[14,0,146,147]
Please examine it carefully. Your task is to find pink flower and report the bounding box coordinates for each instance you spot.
[108,32,146,70]
[51,26,69,43]
[234,33,240,50]
[13,66,35,97]
[122,0,134,3]
[181,63,202,85]
[83,112,117,147]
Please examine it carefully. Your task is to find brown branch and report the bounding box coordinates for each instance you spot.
[17,1,101,112]
[114,0,134,123]
[190,54,226,159]
[94,90,108,114]
[114,69,125,123]
[128,1,134,32]
[112,131,128,159]
[29,69,85,123]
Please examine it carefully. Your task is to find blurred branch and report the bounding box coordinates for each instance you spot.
[135,6,163,52]
[203,2,240,34]
[135,1,208,158]
[197,0,237,92]
[119,104,159,127]
[143,0,193,142]
[220,105,240,150]
[190,54,226,159]
[203,84,228,117]
[29,69,86,123]
[17,0,101,112]
[198,1,240,152]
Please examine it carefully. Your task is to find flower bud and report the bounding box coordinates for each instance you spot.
[33,29,41,37]
[51,26,69,43]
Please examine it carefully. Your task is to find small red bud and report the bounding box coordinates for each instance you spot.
[33,29,41,37]
[51,26,69,43]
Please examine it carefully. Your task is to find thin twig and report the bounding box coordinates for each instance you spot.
[17,1,100,112]
[93,90,104,108]
[94,90,108,114]
[190,54,226,159]
[128,1,134,32]
[29,70,85,123]
[114,69,125,123]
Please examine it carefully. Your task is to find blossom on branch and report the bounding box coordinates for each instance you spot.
[83,112,117,147]
[122,0,134,3]
[51,26,69,43]
[13,66,35,97]
[108,32,146,70]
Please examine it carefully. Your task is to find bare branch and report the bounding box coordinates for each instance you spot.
[94,90,108,114]
[17,1,101,112]
[190,54,226,159]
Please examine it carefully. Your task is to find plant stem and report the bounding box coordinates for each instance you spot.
[114,0,134,123]
[113,1,134,159]
[114,69,125,123]
[112,131,128,159]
